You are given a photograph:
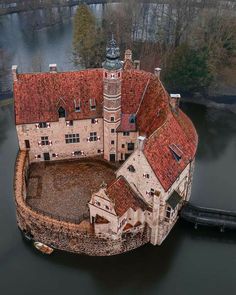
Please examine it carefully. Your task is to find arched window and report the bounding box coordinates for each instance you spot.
[58,106,66,118]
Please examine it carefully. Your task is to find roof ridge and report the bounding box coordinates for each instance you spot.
[135,77,151,116]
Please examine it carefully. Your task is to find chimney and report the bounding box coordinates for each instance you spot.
[134,60,140,70]
[12,65,18,82]
[124,49,132,61]
[137,136,146,151]
[154,67,161,78]
[170,94,181,113]
[49,64,57,73]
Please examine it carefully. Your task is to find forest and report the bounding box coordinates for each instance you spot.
[73,0,236,96]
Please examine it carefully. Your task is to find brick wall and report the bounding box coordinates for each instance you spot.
[14,150,150,256]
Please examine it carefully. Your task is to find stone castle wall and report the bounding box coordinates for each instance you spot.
[16,117,104,163]
[14,150,150,256]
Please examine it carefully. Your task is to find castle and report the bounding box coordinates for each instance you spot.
[13,38,198,255]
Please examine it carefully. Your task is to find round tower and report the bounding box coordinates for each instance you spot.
[102,37,123,162]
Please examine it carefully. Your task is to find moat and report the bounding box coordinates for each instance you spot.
[1,5,236,294]
[0,102,236,294]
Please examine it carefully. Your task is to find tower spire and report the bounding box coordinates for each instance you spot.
[102,36,122,71]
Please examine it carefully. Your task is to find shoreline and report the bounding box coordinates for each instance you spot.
[181,96,236,114]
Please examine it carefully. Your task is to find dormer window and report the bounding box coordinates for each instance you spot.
[169,144,183,162]
[90,98,96,110]
[129,114,136,124]
[128,165,135,172]
[74,99,81,112]
[58,106,66,118]
[39,122,47,128]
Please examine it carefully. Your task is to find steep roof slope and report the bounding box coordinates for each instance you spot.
[143,112,198,191]
[136,75,169,137]
[14,69,104,124]
[106,176,149,216]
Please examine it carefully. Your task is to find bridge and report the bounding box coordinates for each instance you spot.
[181,204,236,231]
[0,0,236,16]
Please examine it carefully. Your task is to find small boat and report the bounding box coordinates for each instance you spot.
[33,242,54,255]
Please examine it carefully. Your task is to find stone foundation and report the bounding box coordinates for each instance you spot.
[14,150,150,256]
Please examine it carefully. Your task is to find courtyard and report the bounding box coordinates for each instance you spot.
[26,157,117,223]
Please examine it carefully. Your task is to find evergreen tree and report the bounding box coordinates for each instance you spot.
[73,4,105,68]
[164,44,213,95]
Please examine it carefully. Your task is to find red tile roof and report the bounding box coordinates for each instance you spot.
[143,111,198,191]
[14,66,198,193]
[117,114,136,132]
[136,76,169,137]
[121,70,151,114]
[106,176,149,217]
[14,69,104,124]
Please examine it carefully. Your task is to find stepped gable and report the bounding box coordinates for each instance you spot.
[121,70,151,114]
[106,176,149,217]
[14,69,104,125]
[143,112,198,191]
[136,75,169,137]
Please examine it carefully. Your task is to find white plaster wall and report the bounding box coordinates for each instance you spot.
[117,131,139,161]
[16,118,104,162]
[116,149,164,206]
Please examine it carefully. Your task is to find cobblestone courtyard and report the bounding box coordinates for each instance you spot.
[26,158,117,222]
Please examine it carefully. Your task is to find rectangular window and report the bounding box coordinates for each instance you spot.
[143,173,150,179]
[97,149,101,154]
[41,136,49,145]
[74,150,82,156]
[150,188,155,196]
[111,140,115,145]
[25,140,30,149]
[90,98,96,110]
[123,131,130,136]
[74,99,81,112]
[65,134,80,144]
[111,129,115,133]
[127,142,135,151]
[66,120,73,126]
[39,122,47,128]
[111,117,115,122]
[165,206,172,220]
[121,144,125,148]
[91,118,98,124]
[89,132,97,141]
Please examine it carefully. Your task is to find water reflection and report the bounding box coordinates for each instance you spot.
[0,103,236,295]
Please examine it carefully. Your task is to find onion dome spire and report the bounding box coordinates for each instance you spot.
[102,35,123,71]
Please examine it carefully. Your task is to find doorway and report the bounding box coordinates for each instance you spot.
[25,140,30,149]
[43,153,50,161]
[109,154,116,162]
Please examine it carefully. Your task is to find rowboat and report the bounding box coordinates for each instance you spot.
[33,242,54,255]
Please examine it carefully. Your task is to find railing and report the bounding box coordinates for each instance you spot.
[181,203,236,230]
[1,0,236,16]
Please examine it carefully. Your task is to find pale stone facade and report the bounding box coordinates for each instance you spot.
[13,38,198,254]
[16,117,104,162]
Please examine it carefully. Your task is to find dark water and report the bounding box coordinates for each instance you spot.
[0,103,236,295]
